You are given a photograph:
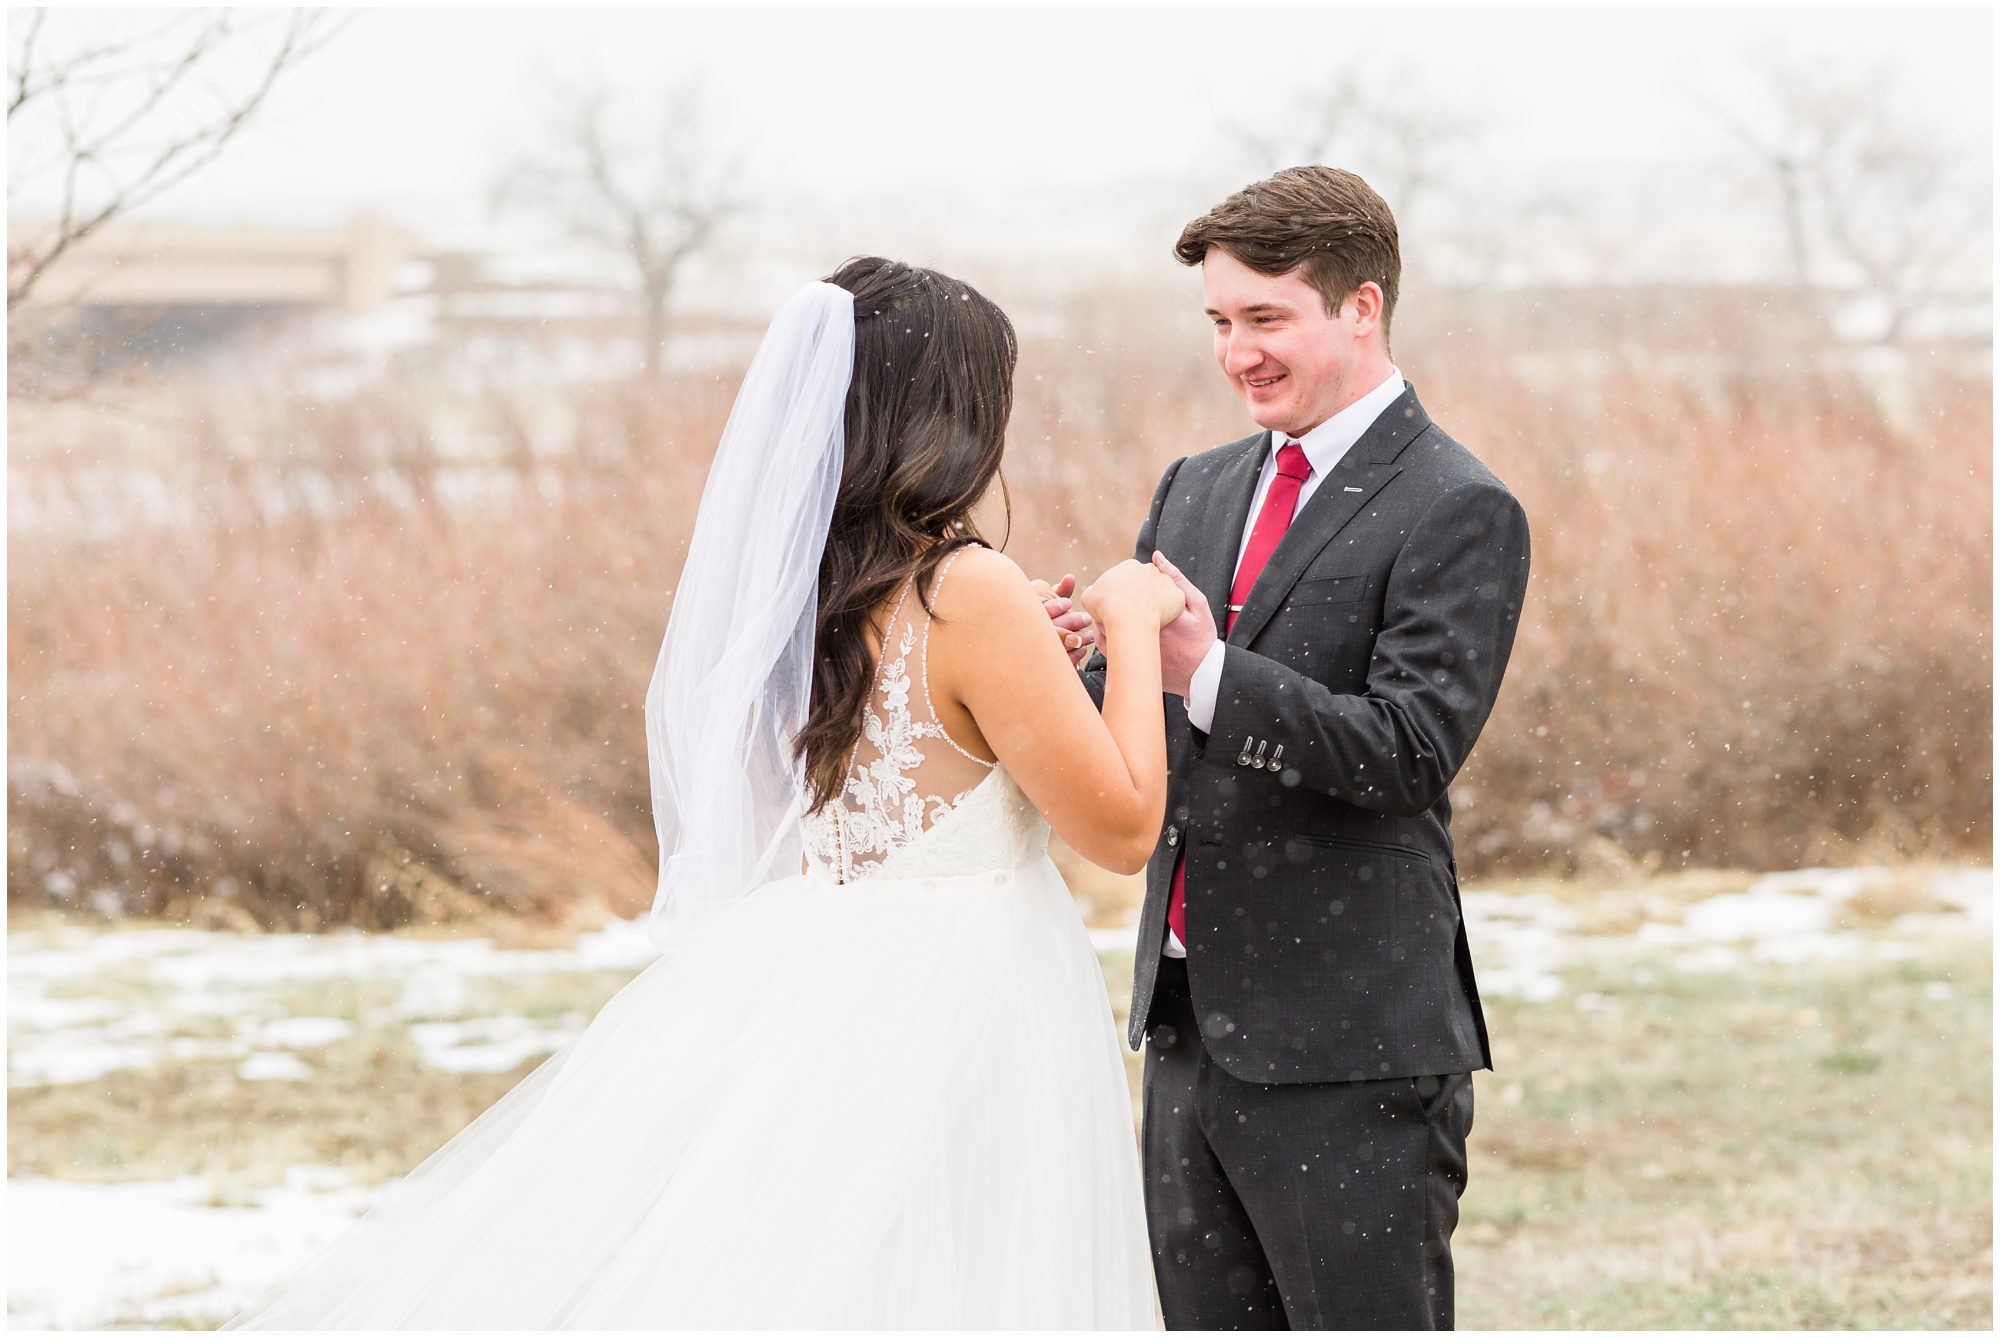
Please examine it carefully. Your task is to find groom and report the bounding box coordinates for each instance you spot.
[1051,166,1531,1329]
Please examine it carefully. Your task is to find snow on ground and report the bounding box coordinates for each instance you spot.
[11,868,1990,1092]
[7,865,1990,1329]
[7,1168,380,1330]
[7,914,659,1088]
[408,1013,589,1073]
[1461,864,1991,995]
[1092,864,1990,1000]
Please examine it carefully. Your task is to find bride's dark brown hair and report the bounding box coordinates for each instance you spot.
[794,256,1018,814]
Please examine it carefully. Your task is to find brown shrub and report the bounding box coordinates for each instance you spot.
[7,287,1990,926]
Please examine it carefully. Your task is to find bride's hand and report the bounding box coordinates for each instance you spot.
[1080,559,1187,630]
[1030,573,1097,666]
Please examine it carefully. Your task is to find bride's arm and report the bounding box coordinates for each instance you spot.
[931,546,1175,874]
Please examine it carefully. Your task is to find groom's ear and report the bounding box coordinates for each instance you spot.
[1345,281,1386,339]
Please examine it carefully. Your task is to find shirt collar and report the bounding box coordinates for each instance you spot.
[1271,365,1406,475]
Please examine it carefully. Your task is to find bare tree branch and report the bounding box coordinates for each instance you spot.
[8,7,46,117]
[490,64,747,379]
[1221,64,1480,236]
[1708,45,1992,343]
[8,8,352,313]
[1217,61,1512,288]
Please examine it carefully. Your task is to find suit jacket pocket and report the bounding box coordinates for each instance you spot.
[1291,573,1368,606]
[1269,576,1373,685]
[1282,835,1419,979]
[1288,836,1464,1024]
[1295,833,1432,863]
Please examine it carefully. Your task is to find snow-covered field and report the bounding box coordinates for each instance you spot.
[9,915,665,1327]
[9,1169,378,1330]
[8,864,1989,1330]
[9,914,658,1091]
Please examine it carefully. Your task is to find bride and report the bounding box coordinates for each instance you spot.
[225,257,1183,1328]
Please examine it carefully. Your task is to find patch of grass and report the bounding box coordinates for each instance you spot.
[42,965,176,1008]
[1819,1049,1883,1074]
[1835,868,1965,927]
[266,975,408,1022]
[460,969,638,1023]
[106,1315,236,1332]
[10,910,1988,1329]
[8,1030,545,1190]
[1455,935,1991,1329]
[1475,867,1761,910]
[1467,867,1772,938]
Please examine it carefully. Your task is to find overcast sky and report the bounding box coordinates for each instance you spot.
[7,4,1993,285]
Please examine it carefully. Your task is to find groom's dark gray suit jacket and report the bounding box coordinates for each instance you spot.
[1082,382,1531,1086]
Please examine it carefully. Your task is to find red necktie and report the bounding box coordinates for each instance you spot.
[1168,441,1312,950]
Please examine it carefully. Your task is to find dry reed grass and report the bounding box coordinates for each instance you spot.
[7,288,1990,927]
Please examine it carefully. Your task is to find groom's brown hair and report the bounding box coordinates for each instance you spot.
[1175,166,1401,339]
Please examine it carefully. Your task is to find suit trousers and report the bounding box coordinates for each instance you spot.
[1141,954,1474,1330]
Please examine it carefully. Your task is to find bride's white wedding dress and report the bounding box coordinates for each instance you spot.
[227,554,1156,1329]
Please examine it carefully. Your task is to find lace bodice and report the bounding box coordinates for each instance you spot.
[800,549,1049,884]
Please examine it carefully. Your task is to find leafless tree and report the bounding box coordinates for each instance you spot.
[491,67,746,379]
[1225,64,1484,241]
[1220,62,1530,290]
[1712,47,1991,343]
[6,8,347,397]
[7,8,347,309]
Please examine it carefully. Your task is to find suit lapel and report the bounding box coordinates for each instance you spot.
[1227,384,1431,648]
[1193,432,1268,620]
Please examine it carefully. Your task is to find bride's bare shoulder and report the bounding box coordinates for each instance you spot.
[934,544,1039,619]
[928,545,1055,665]
[928,545,1074,720]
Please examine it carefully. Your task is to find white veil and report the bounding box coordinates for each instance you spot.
[643,280,855,947]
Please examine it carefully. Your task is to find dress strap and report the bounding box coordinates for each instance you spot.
[918,546,996,769]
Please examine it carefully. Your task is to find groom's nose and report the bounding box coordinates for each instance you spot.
[1221,330,1267,377]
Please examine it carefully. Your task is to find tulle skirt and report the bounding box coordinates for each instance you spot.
[225,857,1157,1329]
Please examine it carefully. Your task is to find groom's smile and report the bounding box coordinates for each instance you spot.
[1201,247,1382,439]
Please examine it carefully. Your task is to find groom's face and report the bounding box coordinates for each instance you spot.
[1202,248,1361,438]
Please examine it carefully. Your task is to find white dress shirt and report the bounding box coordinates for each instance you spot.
[1164,365,1404,958]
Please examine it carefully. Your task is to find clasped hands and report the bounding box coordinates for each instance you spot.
[1031,553,1217,698]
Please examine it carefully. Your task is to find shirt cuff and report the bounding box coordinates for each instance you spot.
[1183,638,1226,733]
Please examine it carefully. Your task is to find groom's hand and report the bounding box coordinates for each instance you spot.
[1030,573,1098,668]
[1151,551,1216,698]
